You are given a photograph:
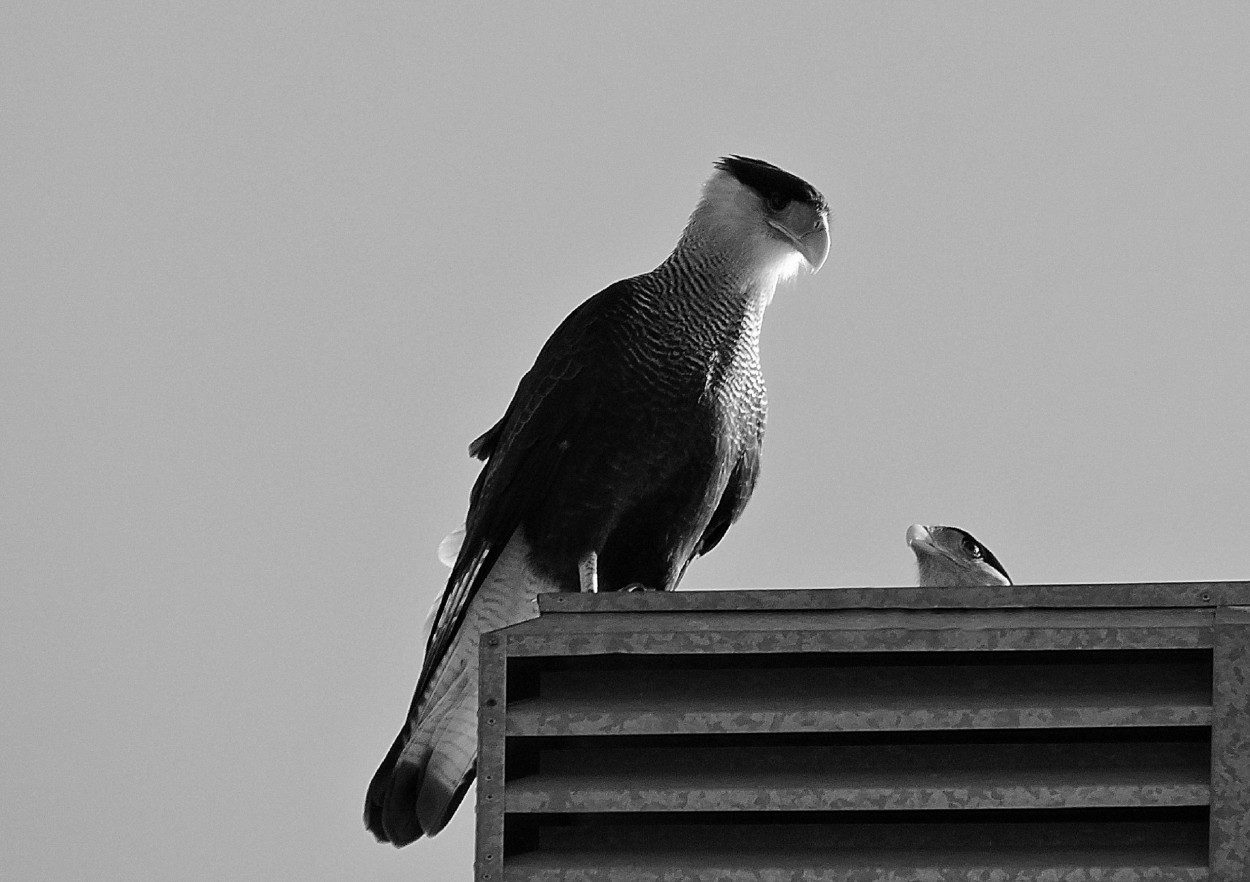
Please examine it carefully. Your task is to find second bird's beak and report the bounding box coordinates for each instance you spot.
[906,523,933,552]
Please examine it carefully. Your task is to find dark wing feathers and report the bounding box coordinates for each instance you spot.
[412,283,621,704]
[467,417,503,461]
[695,431,762,558]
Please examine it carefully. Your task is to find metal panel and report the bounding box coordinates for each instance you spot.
[526,816,1208,852]
[537,582,1250,614]
[509,777,1208,814]
[506,700,1211,737]
[504,852,1208,882]
[531,656,1211,701]
[505,809,1210,874]
[509,740,1210,813]
[510,607,1216,634]
[476,583,1248,881]
[507,655,1211,736]
[1211,606,1250,880]
[474,631,508,882]
[504,815,1211,881]
[503,624,1211,657]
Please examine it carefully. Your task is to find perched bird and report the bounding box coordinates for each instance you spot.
[366,156,830,846]
[907,523,1012,587]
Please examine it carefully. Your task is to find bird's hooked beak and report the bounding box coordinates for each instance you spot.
[906,524,935,555]
[767,202,830,272]
[907,522,964,571]
[907,523,966,568]
[798,213,831,272]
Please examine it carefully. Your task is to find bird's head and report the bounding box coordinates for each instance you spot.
[685,156,830,288]
[907,523,1012,587]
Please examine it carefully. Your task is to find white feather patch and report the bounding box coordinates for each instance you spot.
[418,594,440,658]
[437,524,466,568]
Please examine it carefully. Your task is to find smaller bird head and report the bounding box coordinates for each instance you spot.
[689,156,830,287]
[907,523,1012,587]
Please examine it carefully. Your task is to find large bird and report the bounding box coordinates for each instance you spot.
[907,523,1012,587]
[366,157,830,846]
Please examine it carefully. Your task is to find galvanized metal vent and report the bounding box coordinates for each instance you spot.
[475,584,1250,881]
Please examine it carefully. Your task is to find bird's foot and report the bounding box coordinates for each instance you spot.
[622,582,658,593]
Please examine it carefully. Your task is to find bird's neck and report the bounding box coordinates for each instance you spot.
[658,231,778,328]
[638,239,772,397]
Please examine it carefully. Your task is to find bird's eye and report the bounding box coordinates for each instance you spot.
[765,193,791,212]
[962,538,982,558]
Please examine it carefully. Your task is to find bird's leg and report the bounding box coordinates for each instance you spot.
[623,582,658,593]
[578,551,599,593]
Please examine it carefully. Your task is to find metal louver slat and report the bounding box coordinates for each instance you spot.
[503,609,1213,657]
[506,653,1212,735]
[503,810,1212,881]
[507,739,1210,813]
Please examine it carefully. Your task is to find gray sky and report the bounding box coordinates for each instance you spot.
[5,3,1249,880]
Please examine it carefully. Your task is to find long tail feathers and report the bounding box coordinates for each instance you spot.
[364,531,553,845]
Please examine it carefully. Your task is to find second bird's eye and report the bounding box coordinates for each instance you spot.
[765,193,791,212]
[962,538,982,558]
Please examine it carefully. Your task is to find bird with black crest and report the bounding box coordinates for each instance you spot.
[366,156,830,846]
